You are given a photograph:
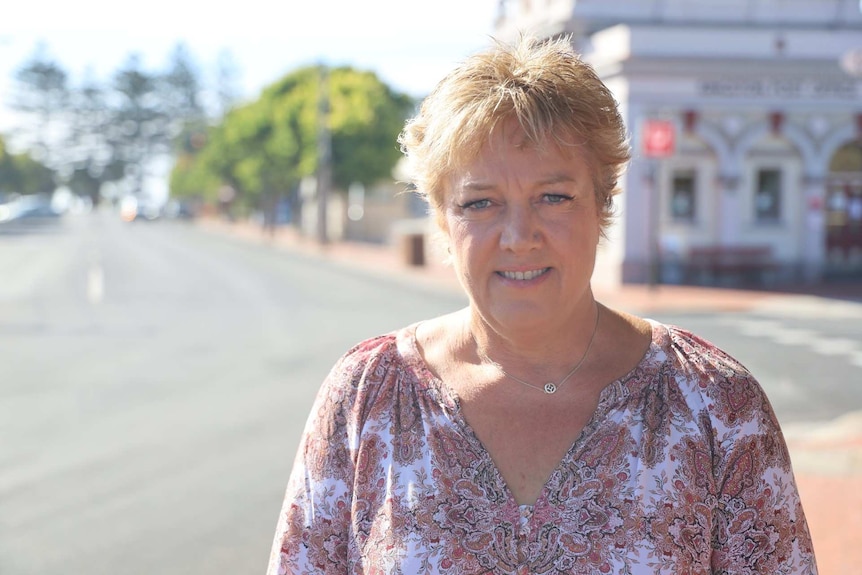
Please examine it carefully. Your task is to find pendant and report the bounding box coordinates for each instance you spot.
[543,383,557,394]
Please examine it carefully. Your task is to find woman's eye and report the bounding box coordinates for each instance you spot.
[462,199,492,210]
[543,194,573,204]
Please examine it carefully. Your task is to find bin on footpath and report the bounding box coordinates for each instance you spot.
[391,218,429,267]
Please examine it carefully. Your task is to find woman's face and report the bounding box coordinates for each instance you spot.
[443,125,601,337]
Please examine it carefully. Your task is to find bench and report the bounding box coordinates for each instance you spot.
[685,245,776,286]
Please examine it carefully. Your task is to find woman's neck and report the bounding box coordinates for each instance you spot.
[467,300,602,375]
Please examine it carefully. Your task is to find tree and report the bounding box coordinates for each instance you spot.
[215,49,241,117]
[63,70,124,204]
[326,68,414,189]
[260,65,414,189]
[172,65,415,215]
[162,44,204,125]
[0,134,55,197]
[5,41,213,204]
[112,54,165,194]
[8,43,69,169]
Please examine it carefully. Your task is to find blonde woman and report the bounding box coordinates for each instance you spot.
[268,37,817,575]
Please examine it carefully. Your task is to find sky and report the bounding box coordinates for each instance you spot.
[0,0,503,132]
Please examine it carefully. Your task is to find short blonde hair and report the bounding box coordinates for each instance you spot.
[398,35,630,234]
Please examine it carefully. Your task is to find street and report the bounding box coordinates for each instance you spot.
[650,306,862,425]
[0,209,465,575]
[1,209,860,574]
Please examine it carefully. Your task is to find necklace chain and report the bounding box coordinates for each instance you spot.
[476,305,601,394]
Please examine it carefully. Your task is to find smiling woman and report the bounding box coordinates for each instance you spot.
[442,123,603,344]
[267,36,818,575]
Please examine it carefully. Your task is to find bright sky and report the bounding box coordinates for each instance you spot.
[0,0,502,131]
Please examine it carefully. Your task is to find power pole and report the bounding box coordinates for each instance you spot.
[316,65,331,245]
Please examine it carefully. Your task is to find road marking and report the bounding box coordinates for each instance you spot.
[87,264,104,304]
[722,317,862,369]
[769,376,807,400]
[810,338,859,356]
[782,410,862,475]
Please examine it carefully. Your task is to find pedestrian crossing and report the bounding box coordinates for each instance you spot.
[720,316,862,369]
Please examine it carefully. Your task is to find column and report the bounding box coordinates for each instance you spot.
[800,174,827,282]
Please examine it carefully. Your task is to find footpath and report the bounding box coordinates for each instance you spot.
[198,217,862,575]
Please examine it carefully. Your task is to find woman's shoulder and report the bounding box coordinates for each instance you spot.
[339,331,401,365]
[651,320,753,377]
[647,319,780,431]
[330,326,416,385]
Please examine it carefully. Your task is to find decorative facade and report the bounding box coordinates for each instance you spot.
[495,0,862,286]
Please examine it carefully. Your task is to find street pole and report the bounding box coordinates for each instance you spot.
[642,118,675,289]
[647,158,661,290]
[316,65,331,245]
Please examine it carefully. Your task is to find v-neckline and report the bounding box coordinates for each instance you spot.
[399,321,664,510]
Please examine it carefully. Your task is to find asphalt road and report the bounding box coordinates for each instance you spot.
[0,209,465,575]
[648,307,862,426]
[1,209,859,574]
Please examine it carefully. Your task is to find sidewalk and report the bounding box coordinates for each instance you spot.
[199,217,861,574]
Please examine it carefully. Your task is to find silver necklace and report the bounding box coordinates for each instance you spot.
[476,305,601,394]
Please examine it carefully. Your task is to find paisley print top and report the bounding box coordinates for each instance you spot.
[268,320,817,575]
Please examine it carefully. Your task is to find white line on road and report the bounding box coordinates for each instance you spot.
[810,338,860,356]
[87,264,104,304]
[722,317,862,370]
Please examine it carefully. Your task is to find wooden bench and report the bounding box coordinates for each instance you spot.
[685,245,776,286]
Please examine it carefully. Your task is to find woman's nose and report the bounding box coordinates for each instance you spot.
[499,206,541,252]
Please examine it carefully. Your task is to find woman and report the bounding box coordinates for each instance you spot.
[268,37,817,574]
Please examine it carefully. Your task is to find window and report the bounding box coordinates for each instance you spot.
[671,171,696,222]
[755,169,782,222]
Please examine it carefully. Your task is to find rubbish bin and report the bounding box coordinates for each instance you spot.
[402,233,425,267]
[392,218,429,267]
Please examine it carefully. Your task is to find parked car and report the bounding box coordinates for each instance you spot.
[0,193,62,229]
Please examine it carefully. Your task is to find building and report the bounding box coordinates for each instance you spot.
[495,0,862,287]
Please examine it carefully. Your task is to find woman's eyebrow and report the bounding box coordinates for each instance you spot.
[457,173,578,193]
[459,180,496,192]
[536,174,577,186]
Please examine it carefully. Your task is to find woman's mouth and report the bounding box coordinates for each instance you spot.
[497,268,550,281]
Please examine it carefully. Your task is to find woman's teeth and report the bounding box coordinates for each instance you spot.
[500,268,548,281]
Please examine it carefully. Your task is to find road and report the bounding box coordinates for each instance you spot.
[1,209,860,574]
[649,306,862,426]
[0,209,465,575]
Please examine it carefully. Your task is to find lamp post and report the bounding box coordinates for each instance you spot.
[316,64,331,245]
[642,119,676,288]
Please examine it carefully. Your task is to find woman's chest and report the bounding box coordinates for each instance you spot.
[348,417,716,575]
[457,393,601,505]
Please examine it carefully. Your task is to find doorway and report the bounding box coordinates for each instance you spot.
[826,142,862,277]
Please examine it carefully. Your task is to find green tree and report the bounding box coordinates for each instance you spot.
[326,68,414,189]
[259,65,414,189]
[0,134,55,196]
[172,64,414,215]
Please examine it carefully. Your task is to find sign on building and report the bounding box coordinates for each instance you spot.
[642,120,675,158]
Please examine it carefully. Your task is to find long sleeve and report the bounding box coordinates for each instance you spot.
[266,382,355,575]
[665,327,818,574]
[708,395,817,574]
[267,335,394,575]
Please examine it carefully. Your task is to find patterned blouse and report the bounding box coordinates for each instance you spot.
[268,320,817,575]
